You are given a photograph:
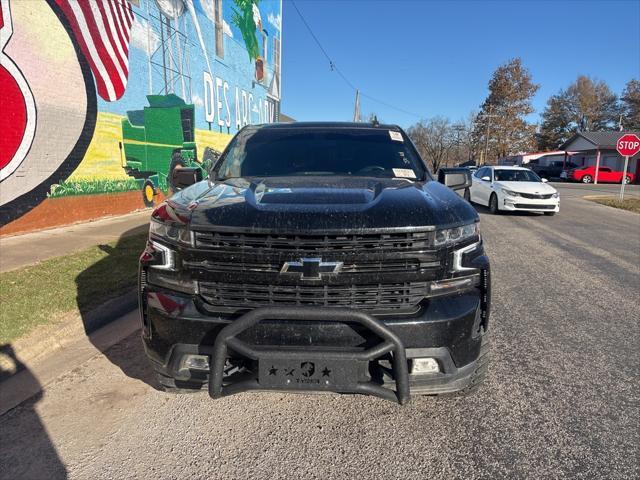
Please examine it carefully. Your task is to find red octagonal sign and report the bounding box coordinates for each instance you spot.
[616,134,640,157]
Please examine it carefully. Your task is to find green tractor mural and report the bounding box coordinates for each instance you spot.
[119,94,216,206]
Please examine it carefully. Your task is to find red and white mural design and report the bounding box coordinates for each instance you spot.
[0,0,134,228]
[0,0,281,234]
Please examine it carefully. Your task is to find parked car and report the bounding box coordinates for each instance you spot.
[139,122,491,404]
[529,160,579,180]
[467,166,559,215]
[565,166,635,184]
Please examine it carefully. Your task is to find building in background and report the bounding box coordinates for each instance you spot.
[0,0,282,235]
[559,131,640,183]
[497,151,566,166]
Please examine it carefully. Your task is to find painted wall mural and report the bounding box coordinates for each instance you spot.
[0,0,282,234]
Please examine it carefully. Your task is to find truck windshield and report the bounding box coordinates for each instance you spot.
[494,169,542,182]
[215,127,428,180]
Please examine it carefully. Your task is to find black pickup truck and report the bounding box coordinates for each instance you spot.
[138,122,491,404]
[528,159,579,180]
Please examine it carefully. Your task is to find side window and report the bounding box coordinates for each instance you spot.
[475,167,486,178]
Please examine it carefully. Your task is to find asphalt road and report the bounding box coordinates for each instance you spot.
[1,188,639,479]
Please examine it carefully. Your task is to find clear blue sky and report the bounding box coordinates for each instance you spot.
[280,0,640,127]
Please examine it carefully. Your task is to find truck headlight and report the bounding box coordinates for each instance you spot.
[501,188,518,197]
[149,220,193,246]
[434,222,479,247]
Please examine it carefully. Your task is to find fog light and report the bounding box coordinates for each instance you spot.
[411,358,440,374]
[180,354,210,372]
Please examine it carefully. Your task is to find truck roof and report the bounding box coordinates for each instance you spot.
[248,121,403,131]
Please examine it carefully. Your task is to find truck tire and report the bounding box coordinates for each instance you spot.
[169,153,186,192]
[142,179,156,207]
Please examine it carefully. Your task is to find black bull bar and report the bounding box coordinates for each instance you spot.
[209,306,411,404]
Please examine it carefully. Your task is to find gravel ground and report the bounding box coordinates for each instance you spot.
[1,187,638,480]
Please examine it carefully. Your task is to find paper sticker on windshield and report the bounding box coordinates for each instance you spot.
[389,131,403,142]
[392,168,416,178]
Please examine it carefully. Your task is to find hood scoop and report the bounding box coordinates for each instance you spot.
[252,179,380,205]
[255,188,374,205]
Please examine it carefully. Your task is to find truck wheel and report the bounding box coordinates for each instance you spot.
[581,175,593,183]
[169,153,186,192]
[489,193,500,214]
[142,179,156,207]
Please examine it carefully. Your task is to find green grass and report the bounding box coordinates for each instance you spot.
[0,234,147,344]
[48,178,141,197]
[587,196,640,214]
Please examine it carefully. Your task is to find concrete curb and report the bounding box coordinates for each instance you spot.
[0,290,138,376]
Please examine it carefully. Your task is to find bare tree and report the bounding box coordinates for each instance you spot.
[566,75,619,131]
[407,117,456,172]
[449,112,479,165]
[621,79,640,130]
[473,58,539,161]
[537,75,622,150]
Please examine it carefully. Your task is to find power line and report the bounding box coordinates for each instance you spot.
[290,1,423,120]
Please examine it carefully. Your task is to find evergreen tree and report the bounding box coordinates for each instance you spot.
[537,94,574,150]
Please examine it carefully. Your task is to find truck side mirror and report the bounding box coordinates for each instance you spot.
[437,168,472,191]
[172,167,203,190]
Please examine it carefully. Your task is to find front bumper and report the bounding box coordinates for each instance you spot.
[140,270,490,402]
[501,195,559,212]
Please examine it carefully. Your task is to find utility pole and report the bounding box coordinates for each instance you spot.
[353,90,361,122]
[477,106,498,166]
[484,105,492,166]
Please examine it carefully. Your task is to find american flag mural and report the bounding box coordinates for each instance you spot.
[54,0,134,101]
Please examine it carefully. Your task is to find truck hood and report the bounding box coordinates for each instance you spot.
[495,181,557,194]
[168,176,478,232]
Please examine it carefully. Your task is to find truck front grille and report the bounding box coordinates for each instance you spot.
[184,258,437,274]
[198,281,428,314]
[194,230,432,254]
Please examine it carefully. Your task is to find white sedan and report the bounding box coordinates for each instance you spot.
[466,166,560,215]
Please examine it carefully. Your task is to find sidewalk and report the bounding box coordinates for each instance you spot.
[0,210,151,273]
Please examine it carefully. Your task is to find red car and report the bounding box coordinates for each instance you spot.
[567,166,635,184]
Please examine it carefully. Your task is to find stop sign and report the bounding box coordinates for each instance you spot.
[616,134,640,157]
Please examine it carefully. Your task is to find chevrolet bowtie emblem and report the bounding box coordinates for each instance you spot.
[280,258,343,279]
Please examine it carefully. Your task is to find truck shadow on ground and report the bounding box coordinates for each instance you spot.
[74,226,160,391]
[0,344,68,479]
